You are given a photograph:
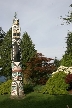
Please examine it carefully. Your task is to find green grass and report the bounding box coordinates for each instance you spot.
[0,92,72,108]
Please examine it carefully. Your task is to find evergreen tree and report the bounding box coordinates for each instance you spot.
[61,4,72,66]
[0,27,6,46]
[21,32,37,70]
[63,4,72,24]
[54,57,60,70]
[65,32,72,55]
[0,28,6,70]
[0,28,12,78]
[61,54,72,67]
[61,4,72,24]
[0,30,36,79]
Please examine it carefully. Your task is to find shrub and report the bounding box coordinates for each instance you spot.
[65,74,72,90]
[33,85,45,93]
[43,72,69,95]
[0,82,2,85]
[24,84,34,94]
[0,80,12,95]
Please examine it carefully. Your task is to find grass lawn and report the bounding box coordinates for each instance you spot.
[0,92,72,108]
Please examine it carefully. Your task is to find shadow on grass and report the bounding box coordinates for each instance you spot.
[0,93,72,108]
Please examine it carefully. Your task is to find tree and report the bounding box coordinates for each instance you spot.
[0,30,36,79]
[60,4,72,24]
[61,32,72,66]
[21,32,37,70]
[24,53,56,85]
[65,32,72,55]
[0,27,6,46]
[61,54,72,67]
[0,28,12,78]
[61,4,72,66]
[0,28,6,70]
[54,57,60,70]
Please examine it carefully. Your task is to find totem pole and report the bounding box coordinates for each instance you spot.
[11,13,24,97]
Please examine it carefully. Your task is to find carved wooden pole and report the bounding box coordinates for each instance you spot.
[11,13,24,97]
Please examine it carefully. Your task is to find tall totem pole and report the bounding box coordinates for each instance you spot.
[11,13,24,97]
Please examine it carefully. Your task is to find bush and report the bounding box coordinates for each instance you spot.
[33,85,45,93]
[24,84,34,94]
[65,74,72,90]
[0,80,12,95]
[42,72,69,95]
[0,82,2,85]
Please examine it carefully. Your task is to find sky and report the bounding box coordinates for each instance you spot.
[0,0,72,60]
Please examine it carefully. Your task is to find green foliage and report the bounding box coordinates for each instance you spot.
[21,32,36,84]
[60,5,72,67]
[0,27,6,46]
[63,9,72,24]
[61,54,72,67]
[66,32,72,54]
[43,72,69,95]
[23,84,34,94]
[33,85,45,93]
[0,82,2,85]
[0,80,12,95]
[61,32,72,67]
[0,28,12,77]
[60,4,72,24]
[0,29,36,79]
[54,57,60,70]
[21,32,36,70]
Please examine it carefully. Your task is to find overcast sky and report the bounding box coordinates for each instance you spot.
[0,0,72,59]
